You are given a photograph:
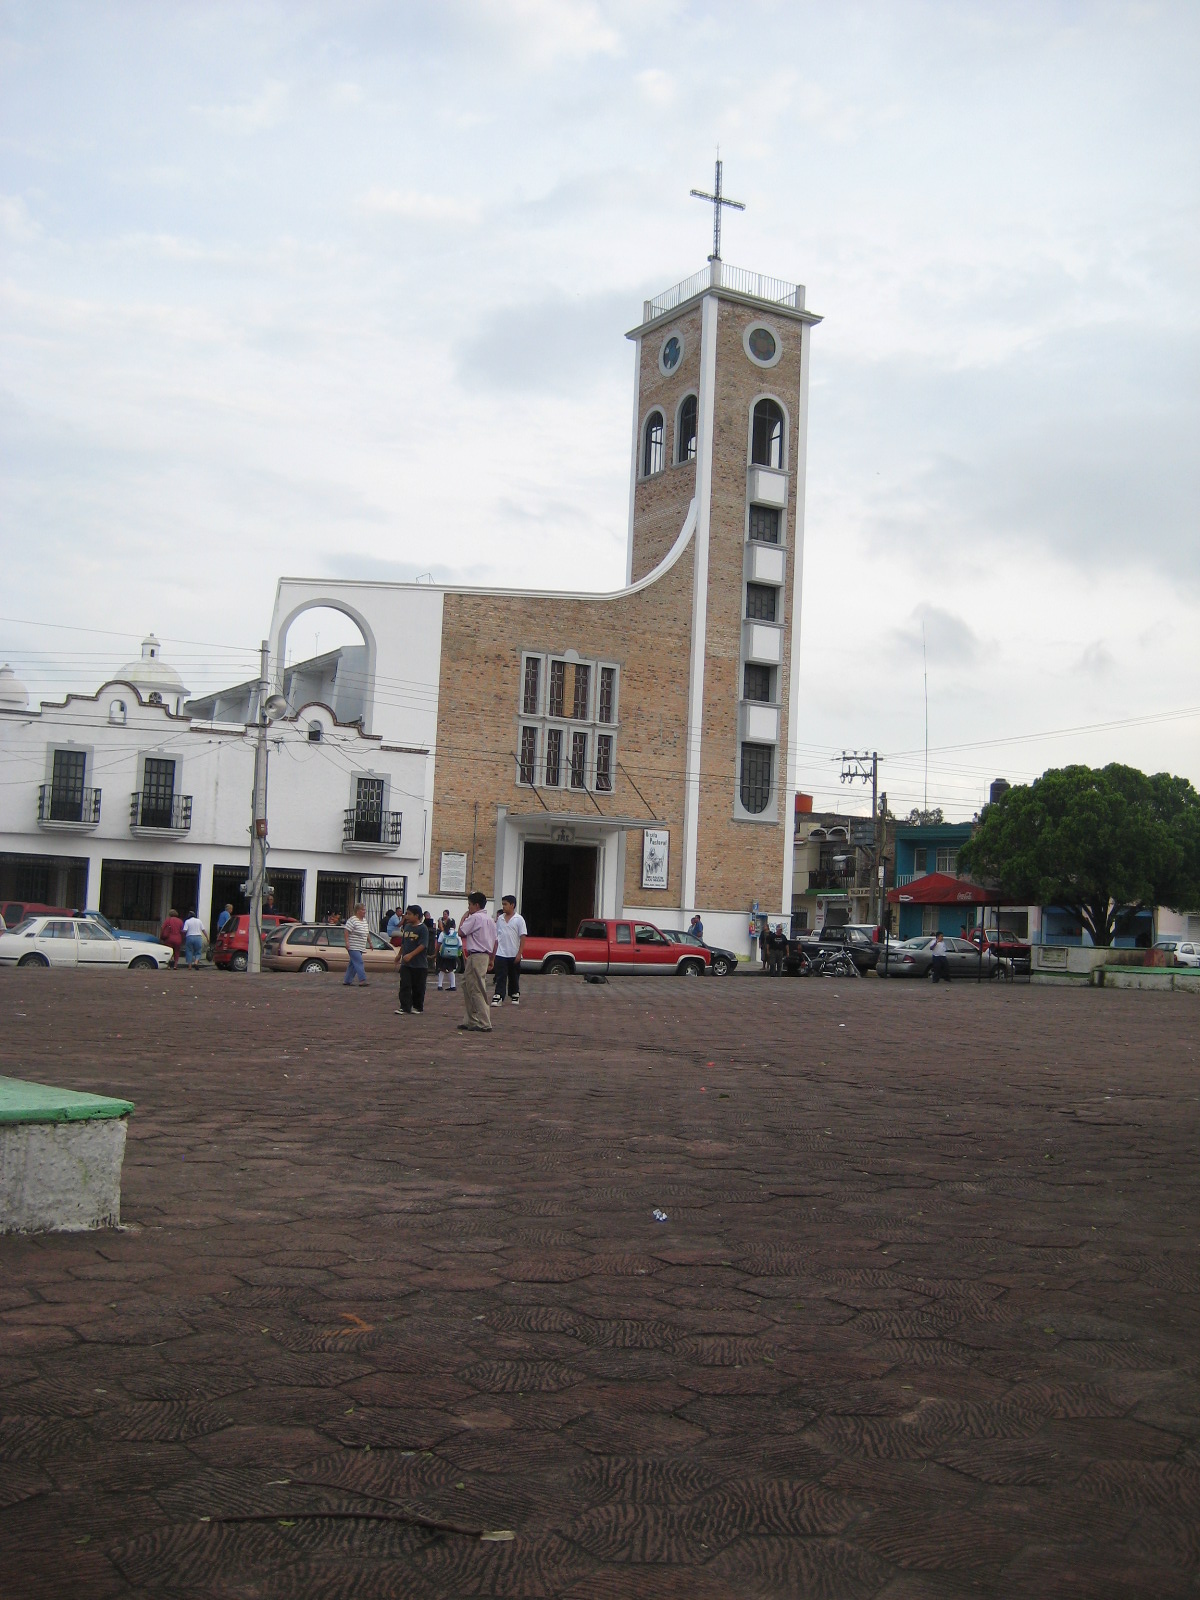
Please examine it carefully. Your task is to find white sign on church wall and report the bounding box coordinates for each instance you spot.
[641,829,669,890]
[439,851,468,894]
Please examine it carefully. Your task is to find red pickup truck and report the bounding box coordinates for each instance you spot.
[523,917,711,977]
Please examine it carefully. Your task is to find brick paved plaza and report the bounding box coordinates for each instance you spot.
[2,969,1198,1599]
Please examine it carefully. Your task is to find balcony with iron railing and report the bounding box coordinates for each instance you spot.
[130,793,193,834]
[343,808,403,852]
[37,785,101,830]
[643,261,805,324]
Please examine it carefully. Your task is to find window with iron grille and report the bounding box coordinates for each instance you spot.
[522,656,541,715]
[548,660,566,718]
[676,395,697,462]
[518,726,538,786]
[751,399,784,468]
[544,727,562,787]
[642,411,664,476]
[569,731,588,789]
[740,742,773,815]
[572,663,591,721]
[598,665,617,724]
[745,583,778,621]
[50,749,86,822]
[748,505,780,544]
[352,776,386,842]
[743,664,773,703]
[595,735,613,793]
[936,848,959,875]
[140,757,176,828]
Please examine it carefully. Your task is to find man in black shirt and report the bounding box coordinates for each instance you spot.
[395,904,429,1014]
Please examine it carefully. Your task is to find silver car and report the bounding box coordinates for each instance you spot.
[877,935,999,979]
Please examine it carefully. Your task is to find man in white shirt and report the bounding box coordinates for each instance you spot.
[492,895,527,1007]
[181,912,206,969]
[343,902,371,987]
[930,930,950,984]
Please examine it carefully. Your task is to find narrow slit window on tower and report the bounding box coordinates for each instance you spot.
[522,656,541,715]
[745,583,778,621]
[748,505,781,544]
[751,399,784,468]
[548,659,566,718]
[743,664,773,703]
[642,410,665,476]
[518,726,538,786]
[677,394,697,463]
[740,742,773,815]
[598,665,617,724]
[544,727,562,787]
[569,731,588,789]
[572,663,591,721]
[595,735,614,793]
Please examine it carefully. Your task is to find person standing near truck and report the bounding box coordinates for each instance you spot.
[492,895,527,1007]
[457,892,495,1031]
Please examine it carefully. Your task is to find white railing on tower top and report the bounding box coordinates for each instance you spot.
[644,262,804,322]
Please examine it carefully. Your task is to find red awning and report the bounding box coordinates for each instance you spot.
[887,872,1004,906]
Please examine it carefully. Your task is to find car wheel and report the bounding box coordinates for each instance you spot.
[230,951,248,973]
[679,958,704,977]
[129,955,157,970]
[544,958,571,976]
[300,959,328,974]
[710,956,731,976]
[17,952,50,968]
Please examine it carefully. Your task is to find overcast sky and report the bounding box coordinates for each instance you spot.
[2,0,1197,816]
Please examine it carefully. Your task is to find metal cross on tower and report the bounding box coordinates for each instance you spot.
[690,155,745,262]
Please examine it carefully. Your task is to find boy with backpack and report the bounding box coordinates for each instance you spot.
[436,912,462,992]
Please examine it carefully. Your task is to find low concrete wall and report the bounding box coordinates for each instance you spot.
[0,1118,129,1233]
[1097,968,1200,993]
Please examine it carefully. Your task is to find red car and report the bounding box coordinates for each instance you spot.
[969,928,1032,971]
[522,918,711,977]
[212,913,297,971]
[2,900,73,930]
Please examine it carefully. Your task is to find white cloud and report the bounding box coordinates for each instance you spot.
[0,194,42,243]
[357,187,479,223]
[191,78,289,133]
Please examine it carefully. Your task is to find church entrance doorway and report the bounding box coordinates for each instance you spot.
[521,843,598,938]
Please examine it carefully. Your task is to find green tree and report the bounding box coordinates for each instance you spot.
[959,764,1200,946]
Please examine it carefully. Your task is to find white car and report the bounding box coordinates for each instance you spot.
[0,915,174,970]
[1154,937,1200,968]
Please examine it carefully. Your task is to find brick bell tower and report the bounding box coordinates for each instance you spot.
[625,215,821,926]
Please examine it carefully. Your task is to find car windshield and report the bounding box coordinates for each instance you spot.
[8,918,38,935]
[86,912,119,935]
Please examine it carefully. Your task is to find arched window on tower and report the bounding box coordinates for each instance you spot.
[751,399,784,469]
[676,394,697,463]
[642,410,665,477]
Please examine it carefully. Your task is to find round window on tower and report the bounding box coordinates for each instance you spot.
[744,323,782,367]
[659,333,683,376]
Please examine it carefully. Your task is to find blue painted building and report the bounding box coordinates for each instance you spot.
[889,821,976,939]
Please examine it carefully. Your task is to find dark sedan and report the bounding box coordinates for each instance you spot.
[876,936,1000,979]
[664,930,738,976]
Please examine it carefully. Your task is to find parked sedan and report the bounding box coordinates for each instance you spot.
[0,915,173,970]
[1154,937,1200,968]
[876,936,1000,979]
[212,913,298,971]
[263,923,398,975]
[663,929,739,976]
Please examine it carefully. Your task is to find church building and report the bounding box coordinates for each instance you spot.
[265,256,820,952]
[0,249,819,955]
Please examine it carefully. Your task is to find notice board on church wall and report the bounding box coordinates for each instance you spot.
[641,829,669,891]
[439,852,467,894]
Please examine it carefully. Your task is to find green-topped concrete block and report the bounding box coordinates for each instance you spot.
[0,1075,134,1233]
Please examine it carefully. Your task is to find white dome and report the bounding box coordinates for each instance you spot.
[115,634,189,702]
[0,663,29,710]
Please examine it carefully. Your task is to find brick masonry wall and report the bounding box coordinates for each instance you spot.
[629,305,702,582]
[431,552,695,910]
[694,299,805,913]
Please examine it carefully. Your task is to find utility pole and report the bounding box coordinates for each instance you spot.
[245,640,271,975]
[838,750,880,923]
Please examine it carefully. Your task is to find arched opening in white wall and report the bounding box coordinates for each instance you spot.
[278,604,374,730]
